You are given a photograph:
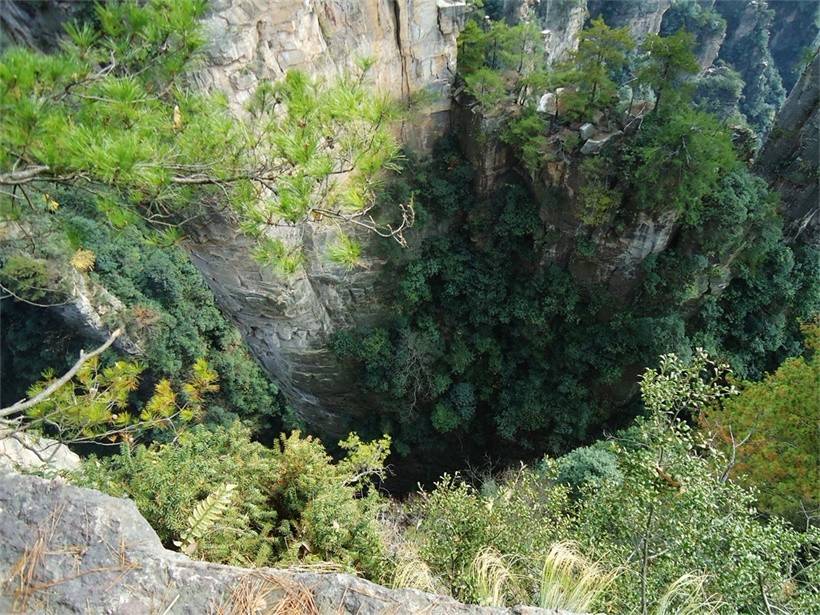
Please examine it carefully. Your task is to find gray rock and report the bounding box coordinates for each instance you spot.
[537,92,556,115]
[0,431,80,475]
[0,473,571,614]
[580,131,622,155]
[578,123,595,141]
[755,52,819,247]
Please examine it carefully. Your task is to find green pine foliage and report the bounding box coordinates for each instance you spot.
[0,0,402,274]
[0,189,288,428]
[78,423,392,579]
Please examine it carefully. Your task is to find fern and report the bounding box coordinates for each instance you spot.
[179,483,236,556]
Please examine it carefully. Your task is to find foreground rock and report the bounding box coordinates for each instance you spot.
[0,473,565,614]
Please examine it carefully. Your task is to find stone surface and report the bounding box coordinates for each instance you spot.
[578,123,595,140]
[587,0,672,41]
[755,52,820,247]
[181,1,467,436]
[0,432,80,475]
[579,130,621,155]
[197,0,466,151]
[0,473,570,614]
[503,0,588,65]
[184,210,391,440]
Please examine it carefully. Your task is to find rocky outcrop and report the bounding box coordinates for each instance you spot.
[587,0,672,41]
[768,0,820,91]
[755,52,819,247]
[453,98,679,301]
[0,432,80,475]
[0,472,565,614]
[198,0,466,151]
[183,1,468,436]
[184,212,391,440]
[502,0,588,65]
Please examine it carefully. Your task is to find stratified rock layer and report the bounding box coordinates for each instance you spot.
[0,472,564,615]
[184,1,467,436]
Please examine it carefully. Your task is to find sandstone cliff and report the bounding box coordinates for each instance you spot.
[755,52,820,247]
[184,1,467,438]
[0,472,563,614]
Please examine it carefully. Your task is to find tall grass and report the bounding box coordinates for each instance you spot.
[655,574,724,615]
[537,541,616,612]
[391,553,440,594]
[469,547,522,607]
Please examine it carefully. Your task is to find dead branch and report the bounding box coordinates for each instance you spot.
[0,328,122,417]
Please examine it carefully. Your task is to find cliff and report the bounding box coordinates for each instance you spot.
[0,472,563,614]
[184,0,467,438]
[755,52,820,247]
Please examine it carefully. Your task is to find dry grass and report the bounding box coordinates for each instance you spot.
[537,541,617,612]
[654,574,724,615]
[4,504,138,613]
[214,572,318,615]
[391,554,440,595]
[469,547,522,607]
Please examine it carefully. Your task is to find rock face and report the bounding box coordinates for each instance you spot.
[453,99,679,302]
[198,0,466,151]
[184,212,390,440]
[755,52,820,247]
[587,0,672,41]
[183,1,468,436]
[0,432,80,475]
[0,472,564,614]
[503,0,588,65]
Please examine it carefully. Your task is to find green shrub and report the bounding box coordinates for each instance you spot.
[78,424,392,579]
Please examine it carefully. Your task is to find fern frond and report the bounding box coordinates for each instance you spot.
[180,483,236,555]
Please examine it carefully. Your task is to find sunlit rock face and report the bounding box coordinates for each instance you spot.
[198,0,467,151]
[186,1,467,437]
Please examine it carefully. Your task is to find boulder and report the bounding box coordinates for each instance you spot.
[580,131,622,155]
[0,473,573,614]
[537,92,557,115]
[0,431,80,475]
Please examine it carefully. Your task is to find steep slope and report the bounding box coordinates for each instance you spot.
[184,1,468,438]
[755,52,820,247]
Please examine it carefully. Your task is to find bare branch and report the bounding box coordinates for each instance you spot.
[0,329,122,417]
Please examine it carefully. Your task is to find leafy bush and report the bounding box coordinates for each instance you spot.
[399,351,818,612]
[78,424,392,579]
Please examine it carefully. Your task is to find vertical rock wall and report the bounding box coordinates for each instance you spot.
[755,52,820,247]
[187,1,467,438]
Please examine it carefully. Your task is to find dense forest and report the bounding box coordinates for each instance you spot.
[0,1,817,613]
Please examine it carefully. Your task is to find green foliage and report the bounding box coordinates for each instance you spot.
[0,0,402,275]
[625,107,737,224]
[400,351,818,612]
[25,355,216,444]
[0,254,65,302]
[562,17,635,113]
[179,482,237,555]
[0,191,287,428]
[464,67,507,110]
[701,321,820,527]
[713,0,786,135]
[327,233,363,270]
[78,423,392,579]
[335,140,811,470]
[555,442,622,494]
[501,107,550,175]
[252,237,303,275]
[577,157,621,226]
[637,30,700,113]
